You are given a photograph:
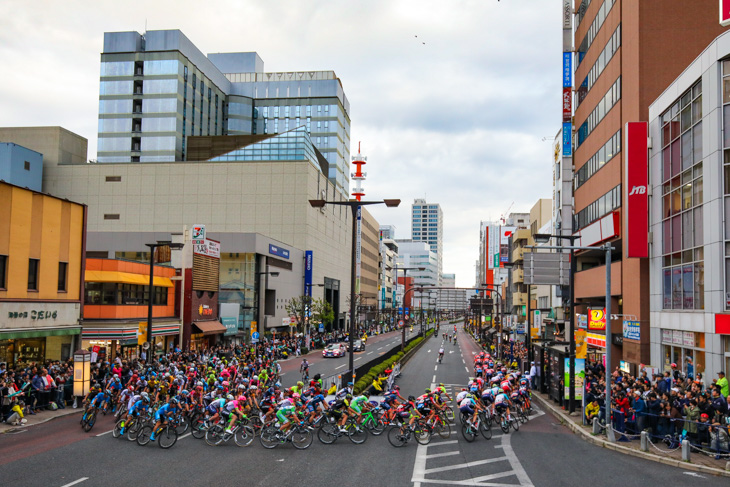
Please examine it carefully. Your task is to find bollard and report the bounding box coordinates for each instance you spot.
[607,424,616,442]
[640,431,649,452]
[726,461,730,472]
[592,418,602,435]
[682,439,690,462]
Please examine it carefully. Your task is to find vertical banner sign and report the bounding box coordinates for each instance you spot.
[563,88,572,122]
[562,52,573,88]
[588,308,606,331]
[721,0,730,27]
[562,123,572,156]
[355,206,362,295]
[625,122,649,258]
[304,251,313,297]
[563,0,572,29]
[564,358,585,400]
[575,329,588,359]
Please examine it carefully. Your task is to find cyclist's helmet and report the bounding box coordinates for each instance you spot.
[670,363,677,368]
[180,389,189,396]
[347,382,353,387]
[226,394,234,401]
[297,381,304,388]
[140,392,150,402]
[222,381,229,387]
[170,398,180,405]
[252,375,259,381]
[408,395,416,402]
[362,391,370,398]
[394,385,400,390]
[345,394,353,400]
[128,386,134,392]
[196,381,204,388]
[292,393,300,400]
[424,388,432,394]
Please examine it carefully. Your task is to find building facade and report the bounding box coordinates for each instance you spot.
[648,30,730,379]
[97,30,351,195]
[0,182,86,367]
[0,143,42,192]
[411,199,443,283]
[394,240,439,291]
[570,0,729,372]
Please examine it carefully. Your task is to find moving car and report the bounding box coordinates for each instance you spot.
[348,339,365,352]
[322,343,346,358]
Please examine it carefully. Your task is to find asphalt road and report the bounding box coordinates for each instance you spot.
[0,322,723,487]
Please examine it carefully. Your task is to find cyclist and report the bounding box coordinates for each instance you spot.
[395,395,422,429]
[224,395,248,434]
[494,388,513,422]
[438,347,445,363]
[206,395,229,426]
[459,391,484,427]
[330,394,352,433]
[304,393,326,423]
[349,391,371,424]
[120,392,150,435]
[275,394,298,434]
[335,382,353,399]
[150,398,181,442]
[300,359,310,381]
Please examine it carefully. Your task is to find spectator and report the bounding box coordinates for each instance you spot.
[710,419,730,454]
[716,371,729,398]
[683,399,700,441]
[585,398,600,423]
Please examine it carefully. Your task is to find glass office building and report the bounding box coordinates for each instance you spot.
[97,30,351,196]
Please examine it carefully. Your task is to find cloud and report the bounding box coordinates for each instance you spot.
[0,0,561,287]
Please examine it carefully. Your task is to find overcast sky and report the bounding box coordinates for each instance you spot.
[0,0,560,288]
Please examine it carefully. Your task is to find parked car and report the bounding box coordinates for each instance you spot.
[322,343,346,358]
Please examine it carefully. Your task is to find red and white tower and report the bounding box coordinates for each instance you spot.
[351,142,367,201]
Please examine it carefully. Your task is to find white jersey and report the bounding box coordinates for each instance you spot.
[456,391,468,403]
[439,348,444,354]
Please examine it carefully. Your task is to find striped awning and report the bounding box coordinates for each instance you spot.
[85,270,173,288]
[0,327,81,341]
[81,327,138,341]
[151,324,180,337]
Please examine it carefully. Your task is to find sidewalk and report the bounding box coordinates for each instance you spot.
[532,392,730,477]
[0,406,81,434]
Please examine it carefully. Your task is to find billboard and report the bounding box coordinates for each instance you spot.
[625,122,649,258]
[588,308,606,331]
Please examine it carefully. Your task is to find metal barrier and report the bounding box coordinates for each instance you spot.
[385,363,401,391]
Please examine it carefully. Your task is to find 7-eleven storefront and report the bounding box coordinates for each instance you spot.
[81,322,181,361]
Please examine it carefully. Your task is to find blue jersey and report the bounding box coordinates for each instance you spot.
[129,400,148,414]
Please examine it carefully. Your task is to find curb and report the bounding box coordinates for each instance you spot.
[532,394,730,477]
[0,408,82,435]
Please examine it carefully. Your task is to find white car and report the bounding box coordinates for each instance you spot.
[322,343,346,358]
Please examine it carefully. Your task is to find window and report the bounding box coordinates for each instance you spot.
[662,80,704,310]
[105,176,121,182]
[57,262,68,292]
[28,258,39,291]
[24,161,30,171]
[577,77,621,147]
[104,214,120,220]
[0,254,6,288]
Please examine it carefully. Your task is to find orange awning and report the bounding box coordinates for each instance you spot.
[193,321,227,336]
[85,270,174,288]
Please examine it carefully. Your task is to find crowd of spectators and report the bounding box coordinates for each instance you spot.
[1,360,75,425]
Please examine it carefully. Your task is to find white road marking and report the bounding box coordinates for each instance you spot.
[434,365,438,371]
[367,352,373,355]
[355,357,362,361]
[683,472,706,479]
[432,375,436,382]
[464,366,469,372]
[425,450,460,459]
[428,350,431,353]
[179,432,192,440]
[60,479,89,487]
[501,430,535,486]
[423,457,507,474]
[377,347,383,350]
[335,364,346,370]
[95,430,113,437]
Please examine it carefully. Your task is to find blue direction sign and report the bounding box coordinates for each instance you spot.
[252,332,260,340]
[318,324,324,332]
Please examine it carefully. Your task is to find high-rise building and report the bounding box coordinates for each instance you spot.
[569,0,728,372]
[97,29,351,195]
[411,199,443,283]
[394,239,439,292]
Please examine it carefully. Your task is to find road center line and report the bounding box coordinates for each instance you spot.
[60,478,89,487]
[501,428,535,486]
[335,364,346,370]
[367,352,373,355]
[377,347,383,350]
[464,366,469,372]
[432,374,436,382]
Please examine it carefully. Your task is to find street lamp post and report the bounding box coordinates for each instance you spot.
[533,233,579,414]
[145,240,184,359]
[309,198,400,385]
[394,266,426,351]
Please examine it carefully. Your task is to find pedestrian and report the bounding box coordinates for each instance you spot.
[529,361,537,390]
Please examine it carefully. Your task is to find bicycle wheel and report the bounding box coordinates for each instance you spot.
[292,426,313,450]
[387,425,407,447]
[137,426,153,446]
[461,423,476,442]
[413,422,431,445]
[83,411,97,432]
[205,425,224,446]
[347,422,368,444]
[113,418,124,438]
[259,426,281,449]
[127,420,143,441]
[191,420,207,439]
[511,417,520,432]
[444,406,455,422]
[518,408,528,424]
[158,426,178,449]
[366,416,386,436]
[175,415,189,435]
[234,425,255,447]
[317,423,339,444]
[500,417,510,434]
[480,420,492,440]
[435,419,451,439]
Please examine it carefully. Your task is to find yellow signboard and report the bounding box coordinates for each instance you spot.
[575,329,587,359]
[530,324,539,339]
[251,322,257,335]
[138,321,148,343]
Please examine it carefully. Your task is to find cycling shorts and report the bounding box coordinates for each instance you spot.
[154,410,168,422]
[459,405,474,415]
[380,402,391,411]
[306,404,317,413]
[495,403,507,412]
[350,403,362,414]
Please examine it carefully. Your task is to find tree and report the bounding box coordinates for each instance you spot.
[285,296,334,334]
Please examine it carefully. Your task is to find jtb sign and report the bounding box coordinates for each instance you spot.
[625,122,649,258]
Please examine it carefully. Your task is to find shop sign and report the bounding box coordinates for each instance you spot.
[192,224,206,244]
[269,244,290,259]
[282,317,293,327]
[563,87,572,122]
[588,308,606,331]
[586,332,606,348]
[682,331,695,348]
[671,330,683,345]
[562,122,572,156]
[221,317,238,337]
[563,0,572,29]
[623,320,640,340]
[661,329,672,344]
[198,305,213,316]
[612,333,623,346]
[625,122,649,258]
[4,302,79,329]
[619,361,630,374]
[577,314,587,329]
[304,250,313,297]
[193,238,220,258]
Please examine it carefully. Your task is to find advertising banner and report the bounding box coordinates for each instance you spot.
[563,87,572,122]
[221,317,238,336]
[563,51,572,87]
[623,320,640,340]
[625,122,649,258]
[304,250,313,297]
[588,308,606,331]
[268,244,290,259]
[575,329,588,359]
[564,358,584,400]
[562,122,572,156]
[577,314,587,329]
[355,206,362,294]
[193,239,220,259]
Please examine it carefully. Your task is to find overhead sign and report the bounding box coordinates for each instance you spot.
[722,0,730,27]
[577,314,587,329]
[269,244,290,259]
[625,122,649,258]
[562,123,572,156]
[623,320,640,340]
[193,238,220,259]
[588,308,606,331]
[192,224,206,243]
[524,251,570,286]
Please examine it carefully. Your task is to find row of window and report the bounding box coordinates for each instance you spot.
[662,81,703,182]
[662,262,705,310]
[84,282,168,306]
[573,129,621,190]
[576,24,621,109]
[575,0,594,28]
[572,184,621,231]
[261,105,336,118]
[0,256,67,292]
[577,77,621,147]
[576,0,617,69]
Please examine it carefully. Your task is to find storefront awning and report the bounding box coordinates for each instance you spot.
[0,327,81,341]
[193,321,227,335]
[85,270,173,288]
[151,324,180,337]
[82,326,138,341]
[486,328,498,335]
